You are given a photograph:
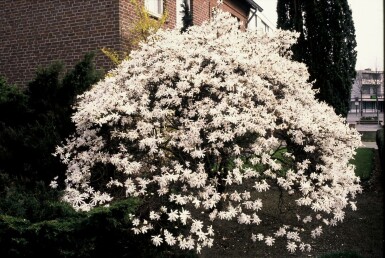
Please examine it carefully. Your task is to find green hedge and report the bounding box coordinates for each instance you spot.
[0,52,103,184]
[0,55,197,258]
[0,198,197,258]
[376,128,384,175]
[360,116,378,121]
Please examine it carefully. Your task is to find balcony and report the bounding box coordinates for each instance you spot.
[352,94,384,102]
[361,79,383,85]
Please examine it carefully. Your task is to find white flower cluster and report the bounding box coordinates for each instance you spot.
[53,10,362,254]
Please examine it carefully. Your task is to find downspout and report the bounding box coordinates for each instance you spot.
[191,0,194,24]
[209,1,211,19]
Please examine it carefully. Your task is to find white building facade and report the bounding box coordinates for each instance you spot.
[350,69,384,114]
[246,0,275,33]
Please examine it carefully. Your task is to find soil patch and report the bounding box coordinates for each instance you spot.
[199,150,383,258]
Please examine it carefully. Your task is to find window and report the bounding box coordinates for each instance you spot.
[262,21,269,32]
[363,73,380,80]
[145,0,163,18]
[362,85,371,94]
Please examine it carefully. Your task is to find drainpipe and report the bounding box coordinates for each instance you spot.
[376,79,379,125]
[360,90,363,116]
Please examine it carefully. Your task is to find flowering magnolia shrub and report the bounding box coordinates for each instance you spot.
[53,10,362,254]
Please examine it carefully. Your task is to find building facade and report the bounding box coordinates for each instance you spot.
[247,2,275,33]
[349,69,384,114]
[0,0,273,87]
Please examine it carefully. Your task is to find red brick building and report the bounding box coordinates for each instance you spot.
[0,0,259,86]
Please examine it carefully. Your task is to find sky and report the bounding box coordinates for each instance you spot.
[255,0,384,71]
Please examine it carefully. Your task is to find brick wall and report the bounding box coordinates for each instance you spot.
[0,0,248,86]
[191,0,249,28]
[191,0,211,26]
[0,0,121,86]
[164,0,177,29]
[119,0,139,55]
[222,0,250,30]
[119,0,176,52]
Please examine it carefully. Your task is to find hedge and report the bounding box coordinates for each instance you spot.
[0,198,197,258]
[376,128,384,176]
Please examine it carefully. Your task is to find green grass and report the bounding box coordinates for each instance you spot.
[240,146,374,181]
[350,148,374,180]
[359,131,377,142]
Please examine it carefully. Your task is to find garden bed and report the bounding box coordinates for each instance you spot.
[199,151,383,258]
[356,116,383,125]
[356,120,382,125]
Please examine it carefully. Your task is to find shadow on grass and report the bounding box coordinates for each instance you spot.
[199,150,383,258]
[319,251,364,257]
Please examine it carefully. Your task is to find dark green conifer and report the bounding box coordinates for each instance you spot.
[180,0,193,33]
[277,0,357,117]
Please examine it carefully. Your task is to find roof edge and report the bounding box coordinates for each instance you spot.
[244,0,263,12]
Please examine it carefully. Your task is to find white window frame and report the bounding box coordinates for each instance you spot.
[145,0,164,18]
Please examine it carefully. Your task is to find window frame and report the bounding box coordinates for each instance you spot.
[145,0,164,18]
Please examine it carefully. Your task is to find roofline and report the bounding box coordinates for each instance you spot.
[244,0,263,12]
[357,69,384,73]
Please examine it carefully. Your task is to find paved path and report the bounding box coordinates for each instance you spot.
[347,112,382,149]
[347,112,384,131]
[361,141,378,149]
[347,111,384,123]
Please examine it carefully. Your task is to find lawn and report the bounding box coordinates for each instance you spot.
[359,131,377,142]
[350,148,375,180]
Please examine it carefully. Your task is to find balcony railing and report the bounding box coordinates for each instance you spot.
[362,79,383,85]
[351,94,384,101]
